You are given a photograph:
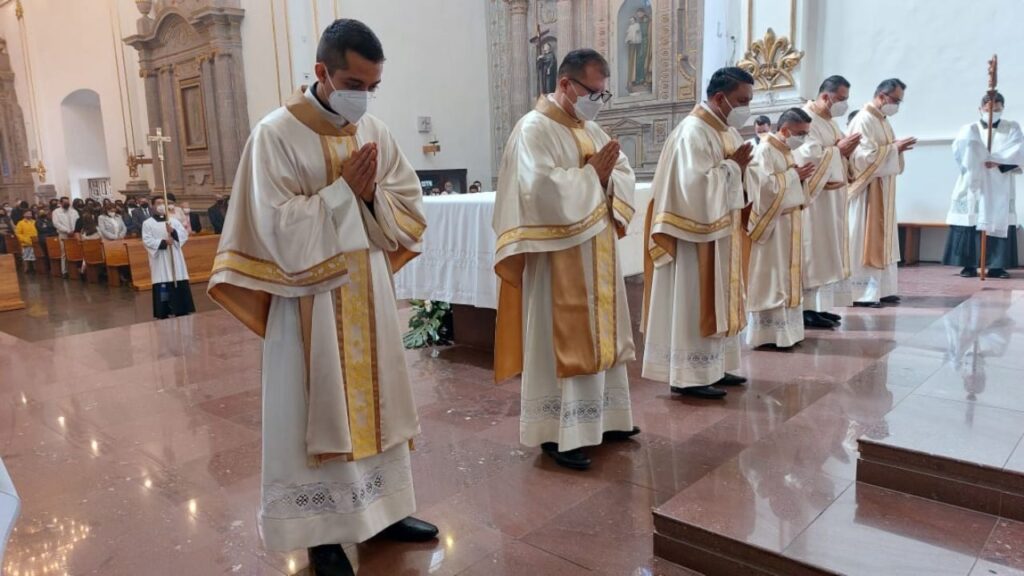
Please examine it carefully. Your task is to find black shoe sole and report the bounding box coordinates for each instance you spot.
[671,386,727,399]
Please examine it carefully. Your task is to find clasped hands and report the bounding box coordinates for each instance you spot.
[341,143,379,202]
[586,140,620,188]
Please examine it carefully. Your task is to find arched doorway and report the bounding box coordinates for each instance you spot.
[60,89,111,200]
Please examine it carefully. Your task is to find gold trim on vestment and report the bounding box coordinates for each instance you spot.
[653,211,734,236]
[550,244,598,378]
[387,194,427,240]
[788,210,802,308]
[805,147,833,201]
[593,224,617,371]
[207,284,272,337]
[748,172,788,243]
[211,249,349,288]
[496,202,609,252]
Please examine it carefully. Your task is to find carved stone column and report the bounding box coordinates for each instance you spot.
[557,0,575,53]
[157,65,184,193]
[508,0,531,119]
[212,52,243,187]
[0,37,34,203]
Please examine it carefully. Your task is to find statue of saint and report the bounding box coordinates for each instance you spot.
[625,9,652,92]
[537,41,557,96]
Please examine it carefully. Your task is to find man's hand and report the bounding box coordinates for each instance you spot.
[896,137,918,153]
[795,163,816,181]
[727,142,754,171]
[165,221,173,236]
[838,133,862,157]
[587,140,620,188]
[984,161,999,169]
[341,143,379,202]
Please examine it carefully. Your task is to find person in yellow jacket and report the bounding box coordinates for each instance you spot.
[14,209,39,274]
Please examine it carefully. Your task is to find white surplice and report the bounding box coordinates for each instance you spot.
[643,104,746,387]
[745,135,806,348]
[794,102,853,310]
[142,216,189,284]
[493,96,636,452]
[209,87,425,552]
[847,104,904,303]
[947,119,1024,237]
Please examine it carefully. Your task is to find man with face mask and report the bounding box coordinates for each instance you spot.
[98,202,127,241]
[143,196,194,319]
[745,108,816,349]
[51,196,79,277]
[847,78,917,307]
[208,19,432,575]
[794,75,861,329]
[131,198,151,234]
[944,91,1023,279]
[642,66,754,399]
[493,48,639,471]
[750,115,772,145]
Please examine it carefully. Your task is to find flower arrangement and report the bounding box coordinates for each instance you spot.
[403,300,453,349]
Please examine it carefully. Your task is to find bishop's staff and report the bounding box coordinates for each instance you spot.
[147,127,176,286]
[980,54,998,282]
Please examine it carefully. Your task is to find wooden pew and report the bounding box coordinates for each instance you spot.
[45,237,62,277]
[33,240,48,274]
[2,234,16,256]
[127,234,220,291]
[0,253,25,312]
[898,222,947,266]
[102,239,130,287]
[64,238,85,280]
[82,239,105,284]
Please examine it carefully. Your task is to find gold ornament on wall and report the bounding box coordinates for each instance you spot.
[737,27,804,91]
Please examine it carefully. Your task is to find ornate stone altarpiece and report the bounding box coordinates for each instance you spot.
[0,37,34,204]
[125,0,249,207]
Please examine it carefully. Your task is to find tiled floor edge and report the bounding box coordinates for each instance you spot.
[859,439,1024,494]
[652,513,839,576]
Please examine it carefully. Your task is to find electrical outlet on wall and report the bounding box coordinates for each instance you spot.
[417,116,433,134]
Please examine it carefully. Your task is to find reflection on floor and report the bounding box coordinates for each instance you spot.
[1,265,1023,575]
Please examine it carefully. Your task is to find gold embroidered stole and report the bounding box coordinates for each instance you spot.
[644,105,745,338]
[851,104,897,270]
[494,97,620,382]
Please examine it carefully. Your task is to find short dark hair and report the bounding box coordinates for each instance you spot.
[982,91,1005,107]
[166,192,177,202]
[754,115,771,126]
[706,67,754,99]
[59,196,69,201]
[847,110,859,125]
[874,78,907,97]
[777,107,812,131]
[558,49,610,79]
[151,195,165,204]
[317,19,385,73]
[819,75,850,95]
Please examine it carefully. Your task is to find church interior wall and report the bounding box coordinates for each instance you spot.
[60,89,111,201]
[0,0,149,200]
[244,0,495,189]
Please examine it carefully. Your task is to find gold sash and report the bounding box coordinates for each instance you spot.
[850,104,898,270]
[494,97,622,382]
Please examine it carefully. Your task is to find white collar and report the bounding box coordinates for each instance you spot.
[305,83,349,129]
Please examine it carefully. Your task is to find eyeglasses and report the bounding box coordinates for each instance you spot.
[883,92,903,105]
[571,79,613,103]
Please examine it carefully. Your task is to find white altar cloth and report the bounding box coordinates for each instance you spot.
[394,185,652,310]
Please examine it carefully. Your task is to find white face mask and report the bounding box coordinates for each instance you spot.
[982,111,1002,125]
[325,76,370,125]
[155,205,166,216]
[880,102,900,116]
[571,84,606,122]
[829,99,849,118]
[722,96,751,129]
[183,208,191,214]
[785,134,807,150]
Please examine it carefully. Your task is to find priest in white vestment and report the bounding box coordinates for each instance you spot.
[847,78,917,307]
[207,20,436,575]
[142,196,195,319]
[794,76,861,328]
[745,109,816,349]
[943,91,1023,278]
[642,67,754,400]
[493,49,638,471]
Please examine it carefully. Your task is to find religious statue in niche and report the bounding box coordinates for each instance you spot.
[536,40,558,96]
[624,2,653,94]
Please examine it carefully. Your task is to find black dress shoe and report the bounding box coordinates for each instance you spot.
[379,516,439,542]
[603,426,641,442]
[717,373,747,386]
[671,385,727,399]
[803,310,839,329]
[880,295,901,304]
[541,443,592,470]
[853,301,883,308]
[987,268,1010,279]
[818,311,842,323]
[959,267,978,278]
[308,544,354,576]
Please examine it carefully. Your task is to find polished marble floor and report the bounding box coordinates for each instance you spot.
[1,265,1023,575]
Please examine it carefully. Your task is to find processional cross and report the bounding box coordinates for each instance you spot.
[147,127,177,285]
[980,55,998,282]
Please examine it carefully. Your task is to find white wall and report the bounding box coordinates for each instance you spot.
[0,0,149,199]
[60,90,111,200]
[242,0,494,186]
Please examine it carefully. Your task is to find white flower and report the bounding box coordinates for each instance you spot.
[424,301,433,313]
